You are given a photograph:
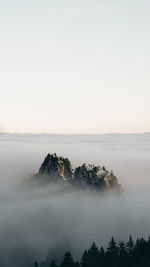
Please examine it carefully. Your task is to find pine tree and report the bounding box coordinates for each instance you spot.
[99,246,105,266]
[126,235,135,266]
[87,242,99,267]
[81,250,89,267]
[118,241,127,266]
[118,241,126,255]
[126,235,134,256]
[106,237,118,266]
[107,238,118,256]
[60,251,75,267]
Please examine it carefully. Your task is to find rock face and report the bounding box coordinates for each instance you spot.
[74,164,118,191]
[39,153,74,180]
[37,153,121,192]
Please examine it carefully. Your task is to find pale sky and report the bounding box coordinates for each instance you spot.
[0,0,150,134]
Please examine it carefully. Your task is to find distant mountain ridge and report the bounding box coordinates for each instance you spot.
[36,153,121,192]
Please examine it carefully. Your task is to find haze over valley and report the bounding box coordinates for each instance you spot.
[0,133,150,266]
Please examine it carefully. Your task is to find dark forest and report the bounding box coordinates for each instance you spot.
[35,235,150,267]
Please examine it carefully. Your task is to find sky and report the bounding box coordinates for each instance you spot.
[0,0,150,134]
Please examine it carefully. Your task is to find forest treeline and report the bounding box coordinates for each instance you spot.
[34,235,150,267]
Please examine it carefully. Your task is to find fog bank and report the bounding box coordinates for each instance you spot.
[0,133,150,267]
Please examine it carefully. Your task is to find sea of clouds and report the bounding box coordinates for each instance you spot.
[0,133,150,267]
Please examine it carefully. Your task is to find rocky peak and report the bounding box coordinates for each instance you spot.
[39,153,74,180]
[74,164,118,191]
[37,153,121,192]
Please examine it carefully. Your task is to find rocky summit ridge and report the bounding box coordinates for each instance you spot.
[37,153,121,192]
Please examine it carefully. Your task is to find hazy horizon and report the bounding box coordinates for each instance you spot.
[1,132,150,135]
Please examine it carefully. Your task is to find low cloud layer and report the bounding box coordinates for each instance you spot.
[0,133,150,267]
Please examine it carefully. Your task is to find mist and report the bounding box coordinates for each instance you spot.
[0,133,150,267]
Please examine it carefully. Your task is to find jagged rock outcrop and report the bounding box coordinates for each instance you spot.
[36,153,121,192]
[39,153,74,180]
[74,164,118,191]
